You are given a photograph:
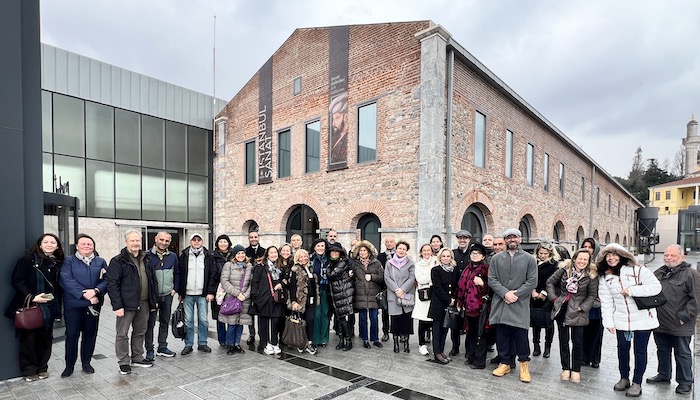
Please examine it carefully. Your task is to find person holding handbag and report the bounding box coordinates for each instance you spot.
[428,247,458,364]
[352,240,384,349]
[5,233,64,381]
[411,244,435,356]
[59,234,107,377]
[456,243,490,369]
[251,246,287,355]
[384,240,416,353]
[219,245,253,355]
[289,249,320,354]
[597,243,661,398]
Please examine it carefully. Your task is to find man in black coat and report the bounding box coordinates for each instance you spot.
[107,230,157,375]
[245,230,265,344]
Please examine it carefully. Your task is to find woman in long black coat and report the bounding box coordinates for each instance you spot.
[530,242,560,358]
[327,243,355,351]
[250,246,287,355]
[428,248,459,365]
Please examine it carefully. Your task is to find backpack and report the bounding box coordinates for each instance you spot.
[171,302,186,339]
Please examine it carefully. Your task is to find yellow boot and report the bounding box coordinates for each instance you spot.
[492,363,511,377]
[561,370,571,381]
[570,371,580,383]
[519,361,531,383]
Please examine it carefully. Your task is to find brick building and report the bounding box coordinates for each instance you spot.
[213,21,642,254]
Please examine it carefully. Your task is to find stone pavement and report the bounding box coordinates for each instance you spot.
[0,254,696,399]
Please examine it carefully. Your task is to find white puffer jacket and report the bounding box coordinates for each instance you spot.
[597,244,661,331]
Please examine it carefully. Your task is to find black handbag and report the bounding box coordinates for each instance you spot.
[443,305,463,329]
[282,312,308,349]
[417,287,432,301]
[171,302,186,339]
[632,266,667,310]
[376,291,388,309]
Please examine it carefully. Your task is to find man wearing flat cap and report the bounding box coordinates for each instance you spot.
[329,91,348,164]
[178,233,215,355]
[488,228,537,383]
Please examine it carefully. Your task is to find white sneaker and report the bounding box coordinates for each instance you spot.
[263,343,275,355]
[272,344,281,354]
[419,345,429,356]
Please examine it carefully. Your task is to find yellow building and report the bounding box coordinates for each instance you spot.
[649,176,700,252]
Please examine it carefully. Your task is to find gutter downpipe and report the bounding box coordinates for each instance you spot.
[445,49,455,247]
[589,166,596,238]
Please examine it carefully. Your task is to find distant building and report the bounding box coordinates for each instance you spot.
[214,21,641,254]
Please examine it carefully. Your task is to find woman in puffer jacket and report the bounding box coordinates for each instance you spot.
[546,248,598,384]
[597,243,660,398]
[326,243,355,351]
[351,240,384,349]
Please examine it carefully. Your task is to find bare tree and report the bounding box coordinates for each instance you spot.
[673,145,685,177]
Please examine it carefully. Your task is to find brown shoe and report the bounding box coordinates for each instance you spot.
[519,361,531,383]
[561,370,571,381]
[493,363,511,377]
[570,371,580,383]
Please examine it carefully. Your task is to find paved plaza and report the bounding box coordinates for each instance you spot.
[1,254,697,399]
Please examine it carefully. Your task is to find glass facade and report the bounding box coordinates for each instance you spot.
[42,90,211,223]
[357,103,377,163]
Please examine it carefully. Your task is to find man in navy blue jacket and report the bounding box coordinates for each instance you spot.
[144,231,179,360]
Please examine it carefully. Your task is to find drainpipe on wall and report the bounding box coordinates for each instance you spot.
[589,166,596,238]
[444,49,455,247]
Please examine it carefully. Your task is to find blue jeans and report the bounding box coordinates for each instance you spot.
[146,293,173,351]
[183,295,209,347]
[616,330,652,384]
[226,324,244,346]
[358,308,379,341]
[653,332,693,384]
[217,321,227,345]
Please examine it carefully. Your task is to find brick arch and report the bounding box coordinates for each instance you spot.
[453,190,495,231]
[237,211,264,233]
[552,213,568,241]
[273,192,330,232]
[339,199,395,229]
[516,205,539,237]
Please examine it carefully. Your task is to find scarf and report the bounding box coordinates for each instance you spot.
[566,269,584,293]
[360,257,370,268]
[441,263,454,273]
[267,259,282,280]
[75,251,95,265]
[388,253,408,269]
[235,261,246,269]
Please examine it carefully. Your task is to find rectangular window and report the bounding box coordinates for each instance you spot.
[618,200,621,217]
[42,91,52,152]
[559,163,565,197]
[187,126,208,176]
[115,164,141,219]
[543,153,550,191]
[474,111,486,168]
[165,121,187,172]
[358,103,377,163]
[305,121,320,173]
[86,160,114,218]
[278,130,291,178]
[526,143,534,187]
[666,190,671,200]
[86,101,114,162]
[188,175,208,222]
[608,194,611,212]
[141,115,164,169]
[293,77,302,95]
[43,153,53,192]
[655,191,661,201]
[166,171,187,221]
[54,155,85,216]
[596,187,600,207]
[245,141,256,184]
[581,177,586,202]
[216,120,226,154]
[115,109,141,166]
[142,168,165,221]
[505,130,513,178]
[53,93,85,157]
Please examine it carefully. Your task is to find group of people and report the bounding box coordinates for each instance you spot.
[4,230,699,398]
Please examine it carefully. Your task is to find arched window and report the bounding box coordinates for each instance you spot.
[358,214,381,253]
[286,205,319,251]
[461,205,486,243]
[623,236,627,246]
[243,220,259,233]
[605,232,611,244]
[553,221,565,242]
[519,216,532,242]
[615,234,620,244]
[593,230,599,241]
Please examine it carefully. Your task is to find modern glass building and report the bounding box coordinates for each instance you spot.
[40,44,225,257]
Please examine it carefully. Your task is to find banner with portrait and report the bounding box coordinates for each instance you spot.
[328,26,349,170]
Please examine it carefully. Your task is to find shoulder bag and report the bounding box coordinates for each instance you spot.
[221,268,247,316]
[171,302,186,339]
[633,266,667,310]
[267,271,287,304]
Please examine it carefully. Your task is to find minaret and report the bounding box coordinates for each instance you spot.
[683,114,699,177]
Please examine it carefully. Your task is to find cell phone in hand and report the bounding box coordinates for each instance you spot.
[41,293,54,300]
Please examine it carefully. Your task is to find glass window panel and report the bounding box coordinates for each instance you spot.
[42,152,53,192]
[54,155,85,216]
[86,160,114,217]
[141,115,164,169]
[188,175,208,222]
[474,111,486,168]
[115,164,141,219]
[166,171,187,221]
[115,109,141,165]
[505,130,513,178]
[358,103,377,163]
[142,168,165,221]
[278,130,291,178]
[166,121,187,172]
[245,141,256,184]
[85,101,114,161]
[42,91,52,152]
[53,93,84,157]
[188,126,208,175]
[306,121,320,173]
[526,143,534,187]
[559,163,565,196]
[543,153,550,191]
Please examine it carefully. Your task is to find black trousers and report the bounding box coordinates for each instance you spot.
[146,294,173,351]
[64,307,99,369]
[495,324,530,363]
[418,320,431,346]
[258,316,281,346]
[465,316,488,367]
[582,318,603,364]
[432,319,449,355]
[19,326,53,376]
[381,307,390,335]
[556,316,584,372]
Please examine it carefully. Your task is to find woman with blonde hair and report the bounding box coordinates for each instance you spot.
[530,242,560,358]
[289,249,320,354]
[428,247,459,364]
[412,243,435,356]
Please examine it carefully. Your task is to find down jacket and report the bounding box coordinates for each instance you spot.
[327,253,355,318]
[546,258,599,327]
[351,241,384,310]
[218,261,253,326]
[411,255,435,322]
[596,243,660,331]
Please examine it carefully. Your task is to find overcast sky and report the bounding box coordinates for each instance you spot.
[40,0,699,178]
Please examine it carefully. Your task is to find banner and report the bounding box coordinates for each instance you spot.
[328,26,349,170]
[258,57,273,184]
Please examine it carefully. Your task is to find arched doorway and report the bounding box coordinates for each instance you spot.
[553,221,565,242]
[358,213,381,253]
[286,205,319,251]
[461,205,486,244]
[519,215,533,242]
[576,226,585,247]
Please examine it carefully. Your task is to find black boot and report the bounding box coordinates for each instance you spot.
[393,336,400,353]
[543,343,551,358]
[336,337,345,350]
[343,337,352,351]
[403,336,410,353]
[533,342,541,356]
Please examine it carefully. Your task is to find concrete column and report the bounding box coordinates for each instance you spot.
[415,24,451,245]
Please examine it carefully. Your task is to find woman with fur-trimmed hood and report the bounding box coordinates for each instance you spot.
[351,240,384,349]
[546,248,598,384]
[596,243,660,397]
